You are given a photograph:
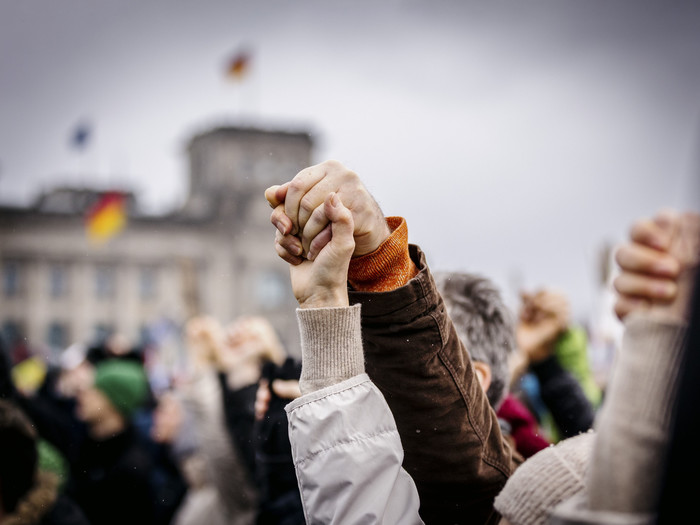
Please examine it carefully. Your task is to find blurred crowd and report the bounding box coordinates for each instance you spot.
[0,159,697,525]
[0,269,605,525]
[0,312,305,525]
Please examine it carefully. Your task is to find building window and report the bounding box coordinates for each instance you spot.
[3,260,21,297]
[95,265,116,299]
[255,270,288,309]
[1,320,28,363]
[1,320,22,347]
[139,267,158,301]
[93,323,114,346]
[49,264,69,298]
[47,322,69,351]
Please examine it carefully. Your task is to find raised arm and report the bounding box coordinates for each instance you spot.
[549,210,699,524]
[588,211,699,512]
[267,161,519,525]
[277,192,423,524]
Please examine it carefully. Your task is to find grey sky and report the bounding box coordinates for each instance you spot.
[1,0,699,323]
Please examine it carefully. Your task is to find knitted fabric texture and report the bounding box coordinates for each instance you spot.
[296,304,365,395]
[94,359,149,418]
[587,313,687,514]
[348,216,419,292]
[494,431,595,525]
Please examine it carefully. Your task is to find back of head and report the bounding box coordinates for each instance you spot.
[0,400,37,514]
[434,271,517,409]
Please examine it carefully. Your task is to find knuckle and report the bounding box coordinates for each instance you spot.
[288,178,306,194]
[345,170,360,186]
[299,195,316,215]
[629,220,648,241]
[308,204,325,223]
[612,275,624,293]
[323,159,342,170]
[614,246,626,266]
[270,207,282,224]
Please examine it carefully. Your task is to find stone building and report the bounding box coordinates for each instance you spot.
[0,125,313,367]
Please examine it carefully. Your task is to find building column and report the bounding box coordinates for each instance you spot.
[72,260,94,345]
[26,260,48,354]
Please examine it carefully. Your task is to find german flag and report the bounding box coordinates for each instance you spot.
[86,192,127,243]
[226,49,251,80]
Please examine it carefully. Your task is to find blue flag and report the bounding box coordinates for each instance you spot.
[70,121,91,150]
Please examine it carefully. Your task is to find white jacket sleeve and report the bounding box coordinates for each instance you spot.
[286,374,424,525]
[286,303,423,525]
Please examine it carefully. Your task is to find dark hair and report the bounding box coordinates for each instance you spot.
[0,400,37,513]
[434,271,516,409]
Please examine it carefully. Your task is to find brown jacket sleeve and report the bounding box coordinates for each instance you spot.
[349,245,521,525]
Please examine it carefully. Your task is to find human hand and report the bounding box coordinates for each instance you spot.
[255,378,302,420]
[516,317,562,364]
[282,192,356,308]
[184,316,226,370]
[614,210,699,321]
[222,316,285,367]
[265,160,390,263]
[516,289,570,364]
[519,289,570,329]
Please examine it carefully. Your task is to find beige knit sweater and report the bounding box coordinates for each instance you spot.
[495,312,687,525]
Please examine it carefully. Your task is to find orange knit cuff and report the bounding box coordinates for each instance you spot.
[348,216,419,292]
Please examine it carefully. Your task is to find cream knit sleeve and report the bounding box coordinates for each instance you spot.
[587,312,687,513]
[296,304,365,395]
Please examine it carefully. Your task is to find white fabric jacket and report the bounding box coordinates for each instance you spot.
[286,373,424,525]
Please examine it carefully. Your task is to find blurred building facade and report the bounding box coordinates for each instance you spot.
[0,126,312,365]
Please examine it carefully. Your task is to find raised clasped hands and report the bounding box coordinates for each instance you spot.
[265,160,390,264]
[274,191,356,309]
[614,209,700,322]
[265,160,392,308]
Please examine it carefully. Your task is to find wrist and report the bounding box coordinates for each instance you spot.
[354,220,391,257]
[296,304,364,394]
[298,288,349,309]
[648,267,696,322]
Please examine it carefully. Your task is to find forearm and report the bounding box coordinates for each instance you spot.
[588,313,687,513]
[351,245,518,524]
[286,375,423,525]
[293,302,422,523]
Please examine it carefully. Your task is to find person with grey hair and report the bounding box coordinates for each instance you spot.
[434,271,550,459]
[436,271,596,458]
[434,272,516,410]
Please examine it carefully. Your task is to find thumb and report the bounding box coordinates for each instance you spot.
[324,192,355,255]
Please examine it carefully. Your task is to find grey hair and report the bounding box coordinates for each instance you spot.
[434,271,517,410]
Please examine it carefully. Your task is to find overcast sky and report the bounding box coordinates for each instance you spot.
[1,0,699,325]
